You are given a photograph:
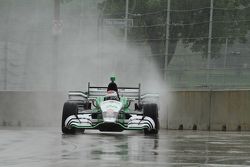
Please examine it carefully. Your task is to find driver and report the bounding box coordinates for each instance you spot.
[107,76,119,99]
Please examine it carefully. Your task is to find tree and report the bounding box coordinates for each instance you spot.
[98,0,250,68]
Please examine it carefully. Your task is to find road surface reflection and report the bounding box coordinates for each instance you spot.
[0,128,250,166]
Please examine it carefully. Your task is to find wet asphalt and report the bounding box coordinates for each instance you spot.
[0,128,250,167]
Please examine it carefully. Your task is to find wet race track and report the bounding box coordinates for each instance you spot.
[0,128,250,167]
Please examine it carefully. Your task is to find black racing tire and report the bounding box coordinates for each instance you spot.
[143,103,159,135]
[61,102,78,134]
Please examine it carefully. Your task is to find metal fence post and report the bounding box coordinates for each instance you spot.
[164,0,171,81]
[207,0,214,86]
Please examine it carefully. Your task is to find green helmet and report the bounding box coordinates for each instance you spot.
[110,76,116,82]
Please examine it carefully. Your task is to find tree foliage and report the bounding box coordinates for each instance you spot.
[98,0,250,66]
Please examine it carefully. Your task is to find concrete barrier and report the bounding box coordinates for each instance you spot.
[1,90,250,131]
[0,91,66,127]
[167,91,210,130]
[210,91,250,131]
[166,90,250,131]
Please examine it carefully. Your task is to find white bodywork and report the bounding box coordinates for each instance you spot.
[65,114,92,128]
[128,115,155,129]
[100,100,122,123]
[65,114,156,130]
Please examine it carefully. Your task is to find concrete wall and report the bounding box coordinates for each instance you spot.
[167,91,210,130]
[0,91,66,127]
[0,90,250,131]
[210,91,250,131]
[166,90,250,131]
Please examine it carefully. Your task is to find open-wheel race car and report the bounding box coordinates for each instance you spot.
[62,83,159,135]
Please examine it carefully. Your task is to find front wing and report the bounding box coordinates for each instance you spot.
[64,114,156,131]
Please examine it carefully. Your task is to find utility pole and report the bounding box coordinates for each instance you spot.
[3,1,11,90]
[223,38,228,69]
[52,0,60,90]
[164,0,171,81]
[207,0,214,86]
[223,37,228,84]
[124,0,129,42]
[3,41,8,90]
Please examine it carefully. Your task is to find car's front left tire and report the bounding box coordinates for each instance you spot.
[61,102,78,134]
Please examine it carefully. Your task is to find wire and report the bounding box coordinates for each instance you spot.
[214,5,250,11]
[127,5,250,17]
[130,22,208,27]
[128,38,165,42]
[126,33,250,42]
[125,18,250,28]
[149,53,250,57]
[128,11,163,16]
[169,7,210,12]
[170,35,250,40]
[128,23,166,28]
[213,19,250,23]
[169,19,250,26]
[128,7,211,16]
[168,21,209,26]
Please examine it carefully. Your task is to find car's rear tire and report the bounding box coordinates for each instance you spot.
[62,102,78,134]
[143,103,159,135]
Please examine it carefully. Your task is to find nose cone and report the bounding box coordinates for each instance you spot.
[100,100,122,123]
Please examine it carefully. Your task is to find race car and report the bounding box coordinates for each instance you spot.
[61,83,159,135]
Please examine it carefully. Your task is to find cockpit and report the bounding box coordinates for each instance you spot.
[104,90,119,101]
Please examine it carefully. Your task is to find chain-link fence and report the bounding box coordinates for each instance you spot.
[0,0,250,90]
[123,0,250,89]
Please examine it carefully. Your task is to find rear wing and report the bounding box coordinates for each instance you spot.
[87,82,141,103]
[68,82,159,104]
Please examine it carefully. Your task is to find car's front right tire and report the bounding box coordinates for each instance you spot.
[143,103,159,135]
